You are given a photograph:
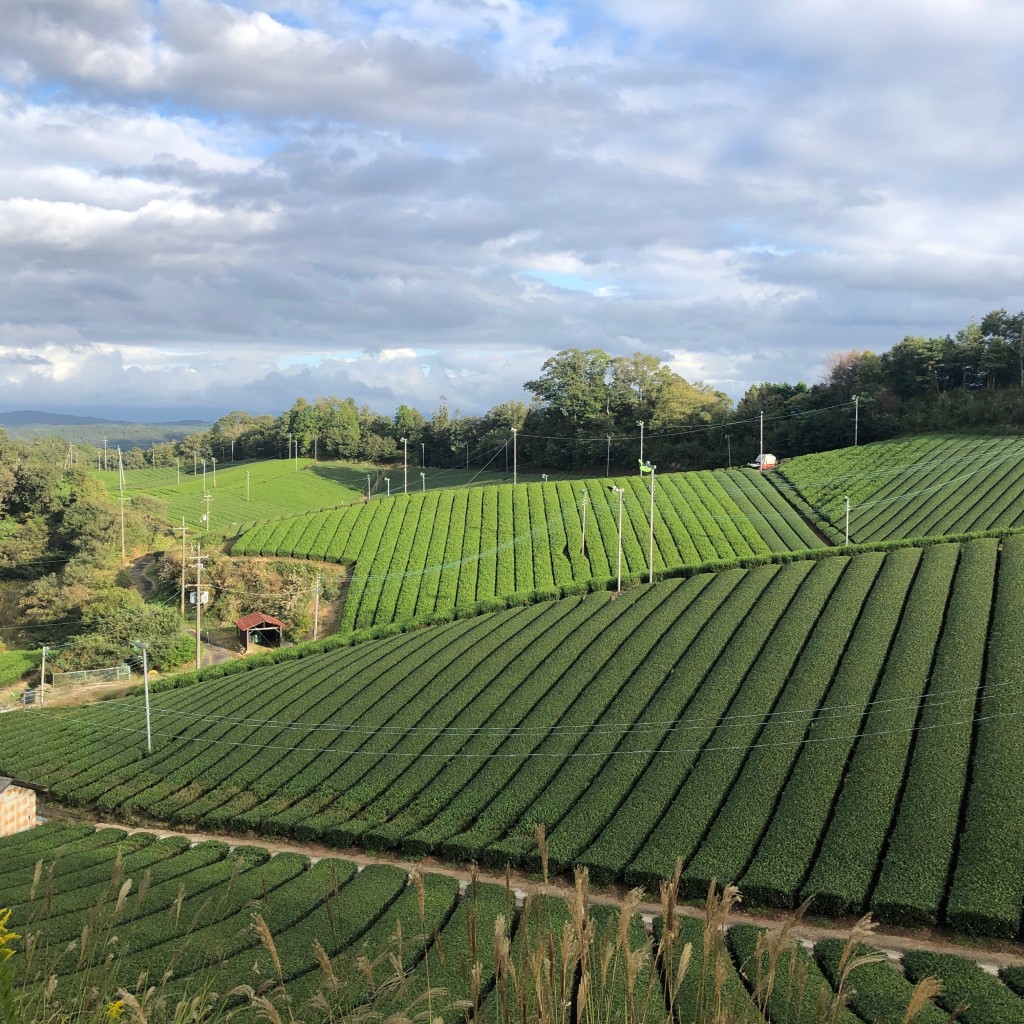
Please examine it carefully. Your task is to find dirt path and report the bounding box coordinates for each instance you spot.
[41,803,1024,972]
[129,554,157,598]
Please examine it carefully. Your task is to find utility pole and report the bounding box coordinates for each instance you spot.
[191,546,207,671]
[202,459,207,492]
[726,434,732,470]
[420,471,426,492]
[636,421,644,470]
[580,490,588,556]
[853,395,860,447]
[512,428,517,486]
[118,449,126,564]
[102,438,108,472]
[385,477,391,497]
[132,642,152,754]
[39,645,46,706]
[313,572,321,640]
[401,437,408,494]
[366,474,371,499]
[845,495,851,545]
[175,517,187,616]
[466,443,469,470]
[211,457,217,486]
[610,485,625,594]
[606,436,611,477]
[759,411,764,472]
[644,462,657,583]
[421,442,425,469]
[203,492,212,533]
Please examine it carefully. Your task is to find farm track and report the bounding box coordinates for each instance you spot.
[39,803,1024,973]
[129,553,156,598]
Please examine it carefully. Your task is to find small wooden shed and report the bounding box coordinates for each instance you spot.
[235,612,285,652]
[0,777,47,836]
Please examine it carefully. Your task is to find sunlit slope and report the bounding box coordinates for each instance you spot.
[233,469,824,630]
[4,535,1022,935]
[99,459,367,534]
[773,434,1024,544]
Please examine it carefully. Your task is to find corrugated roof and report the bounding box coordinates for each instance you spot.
[235,612,285,631]
[0,777,48,795]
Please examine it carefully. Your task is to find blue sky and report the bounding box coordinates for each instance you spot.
[0,0,1022,420]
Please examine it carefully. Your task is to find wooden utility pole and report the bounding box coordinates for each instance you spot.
[190,546,207,671]
[118,449,126,564]
[39,645,46,706]
[313,572,321,641]
[174,518,188,616]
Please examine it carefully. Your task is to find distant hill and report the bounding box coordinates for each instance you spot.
[0,411,209,447]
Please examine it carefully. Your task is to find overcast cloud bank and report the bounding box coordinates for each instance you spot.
[0,0,1021,420]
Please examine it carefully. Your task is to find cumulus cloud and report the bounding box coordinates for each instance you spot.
[0,0,1022,419]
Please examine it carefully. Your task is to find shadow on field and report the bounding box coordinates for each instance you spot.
[307,464,369,490]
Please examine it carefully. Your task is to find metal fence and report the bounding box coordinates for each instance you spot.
[50,663,131,688]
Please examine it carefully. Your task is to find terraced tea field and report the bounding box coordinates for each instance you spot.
[234,468,822,630]
[3,535,1022,935]
[774,434,1024,543]
[3,823,1023,1023]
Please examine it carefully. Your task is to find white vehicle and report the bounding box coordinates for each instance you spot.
[748,453,778,470]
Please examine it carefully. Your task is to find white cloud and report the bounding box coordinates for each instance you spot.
[0,0,1021,418]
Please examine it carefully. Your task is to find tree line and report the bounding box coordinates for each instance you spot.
[107,308,1024,475]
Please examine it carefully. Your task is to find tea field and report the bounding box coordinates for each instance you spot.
[774,434,1024,543]
[100,459,367,536]
[3,822,1023,1023]
[3,535,1023,935]
[233,468,823,631]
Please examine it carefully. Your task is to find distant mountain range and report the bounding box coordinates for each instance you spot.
[0,411,209,447]
[0,411,209,427]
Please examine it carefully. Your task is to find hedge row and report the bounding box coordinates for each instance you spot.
[799,542,960,916]
[777,435,1024,544]
[870,537,998,926]
[946,531,1024,936]
[739,547,922,908]
[2,539,1019,934]
[230,470,821,635]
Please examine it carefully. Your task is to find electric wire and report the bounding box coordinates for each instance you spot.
[28,702,1024,760]
[92,674,1024,740]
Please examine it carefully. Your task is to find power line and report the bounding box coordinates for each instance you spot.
[33,703,1024,760]
[94,675,1023,740]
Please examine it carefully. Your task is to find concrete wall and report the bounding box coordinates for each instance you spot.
[0,786,36,836]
